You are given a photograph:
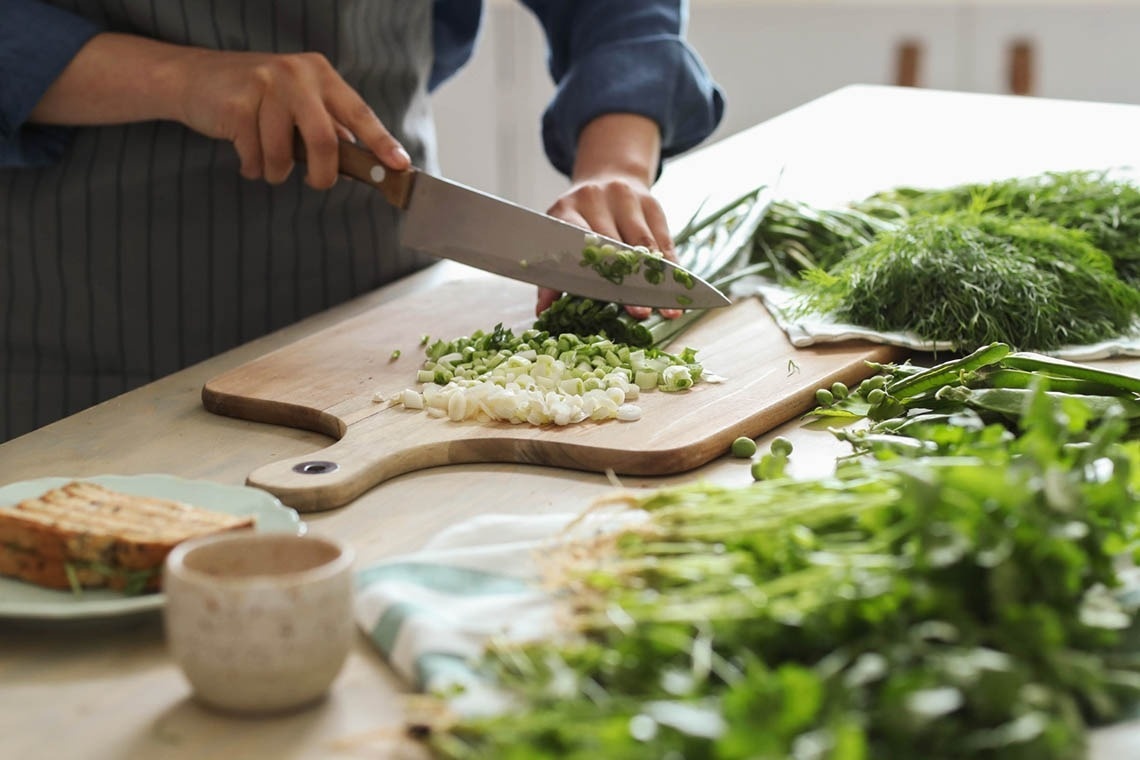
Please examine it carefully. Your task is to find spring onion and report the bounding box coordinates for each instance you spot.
[390,324,703,426]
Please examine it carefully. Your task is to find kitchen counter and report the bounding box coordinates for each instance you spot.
[4,85,1140,759]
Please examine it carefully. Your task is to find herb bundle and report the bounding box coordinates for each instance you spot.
[797,212,1140,351]
[421,381,1140,759]
[865,171,1140,286]
[753,170,1140,352]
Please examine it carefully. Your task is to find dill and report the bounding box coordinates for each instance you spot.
[865,170,1140,285]
[797,212,1140,351]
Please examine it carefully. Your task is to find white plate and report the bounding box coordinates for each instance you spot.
[0,474,304,621]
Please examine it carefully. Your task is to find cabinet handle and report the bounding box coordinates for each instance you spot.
[894,40,923,88]
[1009,39,1035,96]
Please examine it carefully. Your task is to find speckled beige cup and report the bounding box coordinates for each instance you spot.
[163,531,355,714]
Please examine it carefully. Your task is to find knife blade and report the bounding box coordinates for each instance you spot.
[299,139,731,309]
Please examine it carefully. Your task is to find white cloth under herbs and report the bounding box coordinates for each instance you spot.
[743,278,1140,362]
[354,510,645,716]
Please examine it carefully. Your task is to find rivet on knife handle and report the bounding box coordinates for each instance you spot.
[292,134,417,209]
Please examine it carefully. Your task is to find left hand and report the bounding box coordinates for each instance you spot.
[542,175,683,320]
[537,113,682,320]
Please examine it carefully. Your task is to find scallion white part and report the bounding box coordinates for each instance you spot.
[387,324,704,426]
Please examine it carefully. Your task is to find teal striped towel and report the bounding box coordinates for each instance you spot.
[355,512,583,716]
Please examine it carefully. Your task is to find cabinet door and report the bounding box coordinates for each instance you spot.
[964,3,1140,104]
[687,2,961,145]
[432,2,967,215]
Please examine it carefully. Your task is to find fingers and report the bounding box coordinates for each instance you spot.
[640,193,683,319]
[551,180,672,253]
[546,178,681,320]
[291,54,394,187]
[231,120,264,181]
[329,93,411,171]
[613,197,681,319]
[186,51,409,188]
[642,196,676,260]
[257,96,297,185]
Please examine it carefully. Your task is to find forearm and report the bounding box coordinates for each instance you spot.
[29,32,193,126]
[571,113,661,188]
[26,30,407,187]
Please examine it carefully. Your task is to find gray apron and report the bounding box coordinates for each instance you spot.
[0,0,438,441]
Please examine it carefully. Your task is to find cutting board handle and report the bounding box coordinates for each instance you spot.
[245,411,448,512]
[292,134,416,209]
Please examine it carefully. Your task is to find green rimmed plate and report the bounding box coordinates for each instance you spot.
[0,474,304,620]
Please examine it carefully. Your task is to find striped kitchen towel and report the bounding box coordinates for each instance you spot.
[354,509,644,716]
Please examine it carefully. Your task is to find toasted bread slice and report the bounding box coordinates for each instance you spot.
[0,481,255,592]
[0,543,112,591]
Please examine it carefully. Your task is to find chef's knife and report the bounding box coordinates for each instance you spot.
[296,139,731,309]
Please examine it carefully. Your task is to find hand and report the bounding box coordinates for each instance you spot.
[542,176,682,320]
[29,33,409,189]
[175,49,409,188]
[536,113,681,320]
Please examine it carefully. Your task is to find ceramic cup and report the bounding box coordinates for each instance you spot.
[163,531,356,714]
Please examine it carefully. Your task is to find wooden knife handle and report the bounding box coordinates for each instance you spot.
[292,134,416,209]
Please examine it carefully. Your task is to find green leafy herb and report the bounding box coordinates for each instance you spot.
[866,170,1140,286]
[61,560,159,597]
[795,212,1140,351]
[64,563,82,597]
[422,384,1140,759]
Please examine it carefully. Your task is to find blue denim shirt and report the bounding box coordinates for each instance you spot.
[0,0,725,174]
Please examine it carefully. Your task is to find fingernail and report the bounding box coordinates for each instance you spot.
[390,146,411,165]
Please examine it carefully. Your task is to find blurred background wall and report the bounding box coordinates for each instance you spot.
[431,1,1140,211]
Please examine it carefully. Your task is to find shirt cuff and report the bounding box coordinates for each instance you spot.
[541,36,725,178]
[0,0,102,165]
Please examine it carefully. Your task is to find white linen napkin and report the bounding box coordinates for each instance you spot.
[354,509,644,716]
[747,278,1140,362]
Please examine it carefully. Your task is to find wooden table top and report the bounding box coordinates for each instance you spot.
[5,85,1140,759]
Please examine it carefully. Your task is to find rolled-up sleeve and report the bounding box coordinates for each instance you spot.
[521,0,724,177]
[0,0,101,166]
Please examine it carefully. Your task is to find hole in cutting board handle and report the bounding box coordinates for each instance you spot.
[293,460,340,475]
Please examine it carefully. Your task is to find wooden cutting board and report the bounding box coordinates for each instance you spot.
[203,276,901,511]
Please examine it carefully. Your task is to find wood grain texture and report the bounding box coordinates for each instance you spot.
[203,277,902,511]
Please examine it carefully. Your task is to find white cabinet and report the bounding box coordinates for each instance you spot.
[430,1,1140,212]
[962,2,1140,104]
[686,2,961,144]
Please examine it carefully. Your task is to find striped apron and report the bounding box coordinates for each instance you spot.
[0,0,438,442]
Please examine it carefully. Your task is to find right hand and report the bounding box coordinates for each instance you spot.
[30,33,403,188]
[174,49,408,188]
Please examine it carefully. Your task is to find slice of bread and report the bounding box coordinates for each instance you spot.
[0,480,255,592]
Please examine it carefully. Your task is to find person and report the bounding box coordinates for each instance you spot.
[0,0,725,442]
